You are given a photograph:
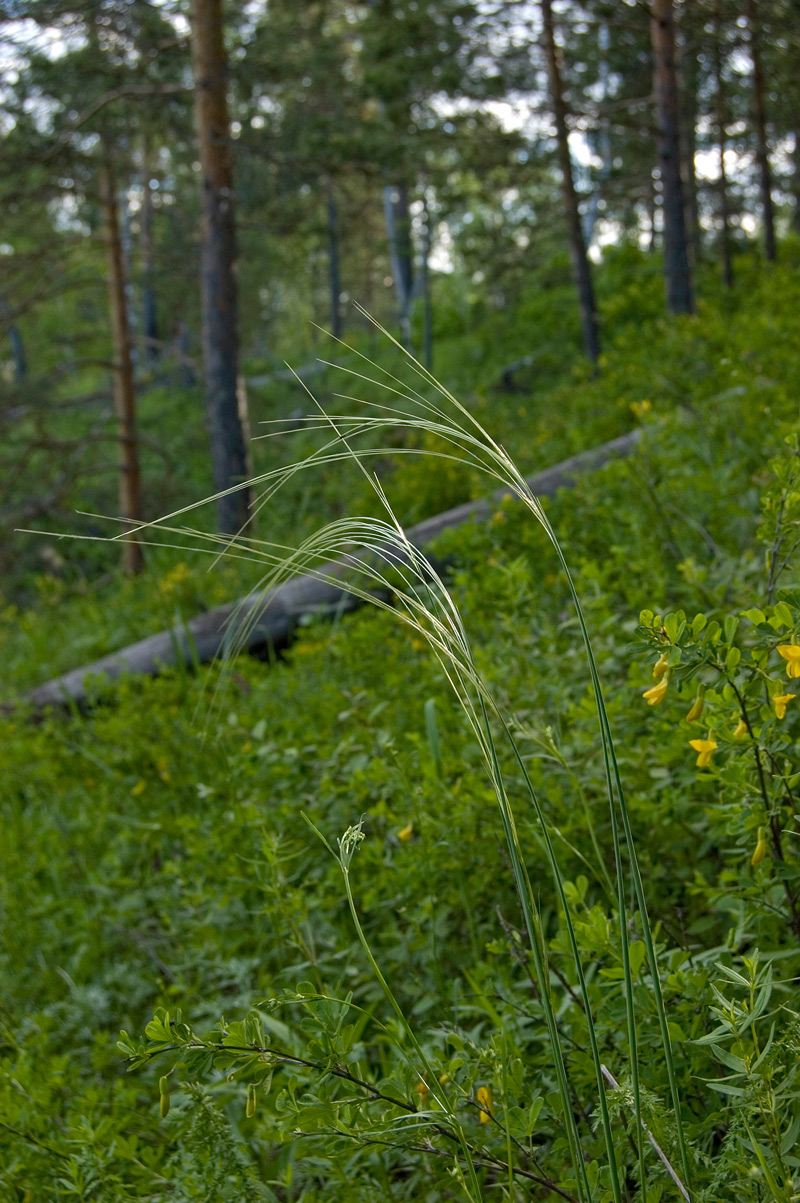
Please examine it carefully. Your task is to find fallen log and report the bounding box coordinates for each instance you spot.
[22,429,639,710]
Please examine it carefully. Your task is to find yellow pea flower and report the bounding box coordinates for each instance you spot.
[773,692,796,720]
[416,1080,429,1105]
[733,718,749,739]
[689,738,717,768]
[642,678,669,706]
[476,1085,492,1123]
[686,695,704,723]
[653,654,669,679]
[751,827,767,867]
[777,644,800,678]
[397,823,414,842]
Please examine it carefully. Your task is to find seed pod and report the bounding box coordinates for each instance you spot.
[246,1083,257,1118]
[751,828,768,867]
[159,1076,170,1119]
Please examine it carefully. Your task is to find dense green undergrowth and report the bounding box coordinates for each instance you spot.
[4,251,800,1200]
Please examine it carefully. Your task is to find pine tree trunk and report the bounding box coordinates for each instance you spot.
[540,0,600,362]
[383,183,414,348]
[99,157,144,575]
[713,5,733,288]
[141,133,159,363]
[746,0,776,261]
[678,2,701,263]
[189,0,252,535]
[651,0,695,314]
[325,177,342,340]
[420,192,433,372]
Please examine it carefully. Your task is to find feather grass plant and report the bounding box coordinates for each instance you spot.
[65,325,692,1200]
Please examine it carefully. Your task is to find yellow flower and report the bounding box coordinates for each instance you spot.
[642,678,669,706]
[131,780,147,796]
[774,692,796,720]
[416,1080,429,1104]
[653,654,669,679]
[689,738,717,768]
[777,645,800,678]
[397,823,414,842]
[476,1085,492,1123]
[686,696,704,723]
[751,827,768,867]
[733,718,749,739]
[631,399,651,418]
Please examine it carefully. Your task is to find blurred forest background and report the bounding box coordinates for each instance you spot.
[2,0,797,592]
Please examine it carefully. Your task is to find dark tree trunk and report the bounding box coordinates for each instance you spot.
[651,0,695,314]
[141,132,159,363]
[189,0,252,535]
[1,295,26,382]
[420,192,433,372]
[8,326,26,382]
[99,157,144,575]
[646,172,657,252]
[325,177,342,340]
[540,0,600,362]
[678,2,701,263]
[746,0,776,261]
[713,4,733,288]
[383,182,414,347]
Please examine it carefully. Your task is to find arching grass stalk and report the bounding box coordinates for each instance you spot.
[539,515,692,1196]
[69,335,691,1197]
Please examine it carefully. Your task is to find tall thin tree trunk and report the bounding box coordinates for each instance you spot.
[1,295,26,382]
[540,0,600,362]
[678,3,701,263]
[713,5,733,288]
[141,133,159,363]
[793,135,800,233]
[383,182,414,347]
[746,0,776,261]
[99,157,144,575]
[420,191,433,371]
[651,0,694,314]
[325,177,342,340]
[189,0,252,534]
[646,172,657,251]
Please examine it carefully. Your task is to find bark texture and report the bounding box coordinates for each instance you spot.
[651,0,695,314]
[325,178,342,340]
[99,157,144,575]
[190,0,252,534]
[141,132,159,362]
[713,5,733,288]
[746,0,776,261]
[541,0,600,362]
[383,182,414,347]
